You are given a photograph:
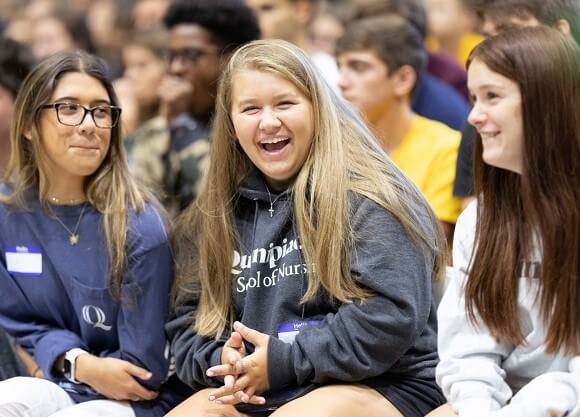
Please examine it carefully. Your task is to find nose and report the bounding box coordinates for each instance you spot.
[168,56,187,76]
[78,109,97,133]
[258,108,282,132]
[467,102,486,128]
[337,68,350,93]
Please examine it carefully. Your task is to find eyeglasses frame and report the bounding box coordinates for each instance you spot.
[39,102,122,129]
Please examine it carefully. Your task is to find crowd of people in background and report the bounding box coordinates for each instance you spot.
[0,0,578,416]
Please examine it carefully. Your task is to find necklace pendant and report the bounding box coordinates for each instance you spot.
[268,206,274,217]
[69,234,79,245]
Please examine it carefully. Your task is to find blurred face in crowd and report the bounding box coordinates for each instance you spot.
[425,0,470,39]
[0,85,14,142]
[481,15,541,38]
[246,0,309,44]
[231,69,314,191]
[166,23,222,118]
[337,50,398,123]
[123,44,166,106]
[467,59,524,174]
[31,16,75,60]
[308,13,344,55]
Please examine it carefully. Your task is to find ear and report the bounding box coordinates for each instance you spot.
[23,128,32,141]
[392,65,417,98]
[555,19,571,36]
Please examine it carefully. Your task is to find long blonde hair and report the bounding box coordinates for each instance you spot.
[2,50,157,299]
[173,40,446,337]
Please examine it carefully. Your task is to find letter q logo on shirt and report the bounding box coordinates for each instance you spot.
[81,305,113,331]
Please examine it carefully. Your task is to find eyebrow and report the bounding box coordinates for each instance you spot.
[468,83,504,91]
[53,96,111,105]
[235,92,299,106]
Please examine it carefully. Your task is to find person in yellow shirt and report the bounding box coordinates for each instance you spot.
[337,14,462,242]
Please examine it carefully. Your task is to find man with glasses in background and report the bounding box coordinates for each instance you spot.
[125,0,260,215]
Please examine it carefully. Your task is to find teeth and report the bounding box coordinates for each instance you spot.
[480,132,499,139]
[261,137,288,144]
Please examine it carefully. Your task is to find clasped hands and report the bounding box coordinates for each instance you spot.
[206,321,271,406]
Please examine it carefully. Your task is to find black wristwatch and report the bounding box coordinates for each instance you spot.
[62,348,88,383]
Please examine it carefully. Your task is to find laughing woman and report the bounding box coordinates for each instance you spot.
[0,51,189,417]
[166,40,447,417]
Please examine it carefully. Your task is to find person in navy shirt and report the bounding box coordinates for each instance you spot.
[0,50,189,417]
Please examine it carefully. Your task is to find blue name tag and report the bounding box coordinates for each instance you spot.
[277,320,321,344]
[5,245,42,276]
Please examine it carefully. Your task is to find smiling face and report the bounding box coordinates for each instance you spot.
[467,59,524,173]
[38,72,112,183]
[230,69,314,191]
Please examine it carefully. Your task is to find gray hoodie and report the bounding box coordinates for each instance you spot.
[166,172,440,393]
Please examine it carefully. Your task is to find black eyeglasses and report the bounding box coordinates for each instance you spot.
[164,47,217,63]
[40,102,122,129]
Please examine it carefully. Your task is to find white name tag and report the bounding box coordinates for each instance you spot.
[277,320,321,344]
[5,246,42,276]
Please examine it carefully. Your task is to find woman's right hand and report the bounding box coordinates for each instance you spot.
[75,354,158,401]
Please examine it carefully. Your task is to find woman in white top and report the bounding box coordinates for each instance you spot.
[429,27,580,417]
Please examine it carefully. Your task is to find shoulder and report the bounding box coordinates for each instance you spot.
[350,193,428,238]
[411,116,461,150]
[455,200,477,237]
[127,203,170,254]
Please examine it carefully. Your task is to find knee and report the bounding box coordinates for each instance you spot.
[165,390,241,417]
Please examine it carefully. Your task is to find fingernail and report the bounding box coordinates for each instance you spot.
[233,321,241,330]
[206,370,214,377]
[242,396,248,403]
[208,395,215,401]
[216,400,223,405]
[145,372,152,379]
[258,398,266,404]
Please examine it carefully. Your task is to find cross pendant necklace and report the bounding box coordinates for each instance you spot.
[264,181,276,217]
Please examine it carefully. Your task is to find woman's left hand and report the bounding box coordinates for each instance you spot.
[207,321,271,404]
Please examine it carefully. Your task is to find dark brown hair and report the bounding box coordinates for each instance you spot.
[466,27,580,354]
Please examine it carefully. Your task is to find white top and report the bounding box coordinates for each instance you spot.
[436,201,580,417]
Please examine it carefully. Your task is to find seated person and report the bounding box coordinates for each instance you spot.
[0,50,189,417]
[165,39,447,417]
[337,15,463,242]
[430,27,580,417]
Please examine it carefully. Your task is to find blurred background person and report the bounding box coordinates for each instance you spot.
[125,0,261,215]
[116,28,168,135]
[30,12,95,61]
[337,15,462,243]
[425,0,483,66]
[0,35,35,382]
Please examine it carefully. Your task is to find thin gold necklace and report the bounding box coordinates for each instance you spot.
[51,203,88,245]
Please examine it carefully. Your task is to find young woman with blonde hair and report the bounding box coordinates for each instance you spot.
[430,27,580,417]
[0,50,189,417]
[166,39,447,417]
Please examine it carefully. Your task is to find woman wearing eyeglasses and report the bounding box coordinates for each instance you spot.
[0,51,190,417]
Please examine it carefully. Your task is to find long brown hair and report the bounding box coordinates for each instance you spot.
[173,40,447,337]
[465,27,580,354]
[2,50,157,299]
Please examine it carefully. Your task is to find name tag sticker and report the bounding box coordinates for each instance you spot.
[277,320,321,344]
[5,246,42,276]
